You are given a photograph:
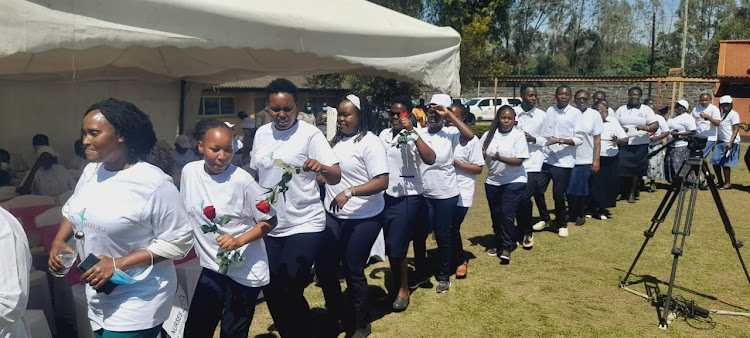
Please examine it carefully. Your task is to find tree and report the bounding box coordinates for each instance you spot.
[659,0,737,76]
[611,51,670,76]
[305,74,421,110]
[369,0,423,18]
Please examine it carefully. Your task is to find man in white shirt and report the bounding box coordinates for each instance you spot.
[536,85,580,238]
[0,206,31,338]
[515,84,549,247]
[16,146,75,197]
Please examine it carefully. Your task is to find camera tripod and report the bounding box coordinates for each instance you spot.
[619,144,750,329]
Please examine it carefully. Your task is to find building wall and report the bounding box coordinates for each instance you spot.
[0,80,180,168]
[193,89,346,137]
[459,82,718,110]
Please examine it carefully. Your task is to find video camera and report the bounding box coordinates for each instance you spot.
[674,135,708,157]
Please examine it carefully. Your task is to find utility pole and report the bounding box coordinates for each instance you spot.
[679,0,688,99]
[680,0,688,70]
[648,11,656,98]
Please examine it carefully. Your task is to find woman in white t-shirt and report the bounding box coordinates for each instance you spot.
[666,100,697,182]
[415,94,474,294]
[480,106,529,265]
[710,96,741,189]
[590,102,628,219]
[645,100,669,192]
[316,93,388,337]
[448,104,484,278]
[379,96,435,311]
[181,119,278,338]
[48,99,194,337]
[614,87,659,203]
[249,78,341,338]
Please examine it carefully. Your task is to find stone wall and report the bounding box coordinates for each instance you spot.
[439,81,718,110]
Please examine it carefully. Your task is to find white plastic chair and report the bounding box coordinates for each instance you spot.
[34,206,63,228]
[0,185,18,201]
[0,195,56,209]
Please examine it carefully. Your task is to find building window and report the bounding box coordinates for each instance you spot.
[199,97,235,116]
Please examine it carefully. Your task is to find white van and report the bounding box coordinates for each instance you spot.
[466,97,522,121]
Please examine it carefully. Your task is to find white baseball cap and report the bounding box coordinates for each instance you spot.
[676,100,689,110]
[719,95,733,104]
[429,94,452,107]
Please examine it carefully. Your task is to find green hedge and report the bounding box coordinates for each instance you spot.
[471,124,492,136]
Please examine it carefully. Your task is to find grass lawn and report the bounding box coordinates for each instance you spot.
[241,148,750,337]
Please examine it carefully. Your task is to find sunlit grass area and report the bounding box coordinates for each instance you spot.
[240,146,750,337]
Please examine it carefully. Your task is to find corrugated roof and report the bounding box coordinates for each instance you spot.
[475,75,721,83]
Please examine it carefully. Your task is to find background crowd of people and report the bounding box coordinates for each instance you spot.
[0,78,746,338]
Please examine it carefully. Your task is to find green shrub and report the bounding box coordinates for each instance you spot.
[471,124,492,136]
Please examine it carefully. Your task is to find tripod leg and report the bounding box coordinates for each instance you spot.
[701,160,750,286]
[621,176,683,286]
[660,166,699,328]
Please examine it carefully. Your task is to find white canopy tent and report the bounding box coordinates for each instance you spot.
[0,0,461,164]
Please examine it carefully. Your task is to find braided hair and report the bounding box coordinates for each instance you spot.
[330,93,376,147]
[193,119,233,142]
[482,105,516,152]
[84,98,166,171]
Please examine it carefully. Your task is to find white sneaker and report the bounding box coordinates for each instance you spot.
[558,227,569,238]
[531,220,548,231]
[522,234,534,248]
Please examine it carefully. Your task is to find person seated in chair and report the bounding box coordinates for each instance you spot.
[16,147,75,197]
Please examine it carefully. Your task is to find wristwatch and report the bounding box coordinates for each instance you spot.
[344,188,353,199]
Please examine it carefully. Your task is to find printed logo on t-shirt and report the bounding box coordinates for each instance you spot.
[68,208,105,233]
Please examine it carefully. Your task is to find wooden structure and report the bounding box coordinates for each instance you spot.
[715,40,750,136]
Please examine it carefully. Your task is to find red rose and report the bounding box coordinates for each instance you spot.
[203,206,216,220]
[256,201,271,214]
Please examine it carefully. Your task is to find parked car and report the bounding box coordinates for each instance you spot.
[466,97,521,121]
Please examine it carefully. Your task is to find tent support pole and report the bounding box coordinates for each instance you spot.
[179,80,186,135]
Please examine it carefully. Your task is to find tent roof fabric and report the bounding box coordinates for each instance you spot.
[0,0,461,95]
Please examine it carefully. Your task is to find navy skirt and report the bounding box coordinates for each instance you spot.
[618,144,649,177]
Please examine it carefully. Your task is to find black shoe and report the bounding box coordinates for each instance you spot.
[499,250,511,265]
[350,324,371,338]
[392,295,410,312]
[699,183,709,190]
[408,272,432,289]
[575,217,585,226]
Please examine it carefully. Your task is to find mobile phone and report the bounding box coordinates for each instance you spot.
[77,254,118,294]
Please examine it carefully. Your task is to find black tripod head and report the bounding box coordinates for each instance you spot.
[644,135,708,162]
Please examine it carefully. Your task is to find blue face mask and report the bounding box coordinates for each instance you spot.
[109,251,154,285]
[306,107,312,112]
[322,107,328,112]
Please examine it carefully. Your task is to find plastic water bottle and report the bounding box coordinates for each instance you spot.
[52,230,84,277]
